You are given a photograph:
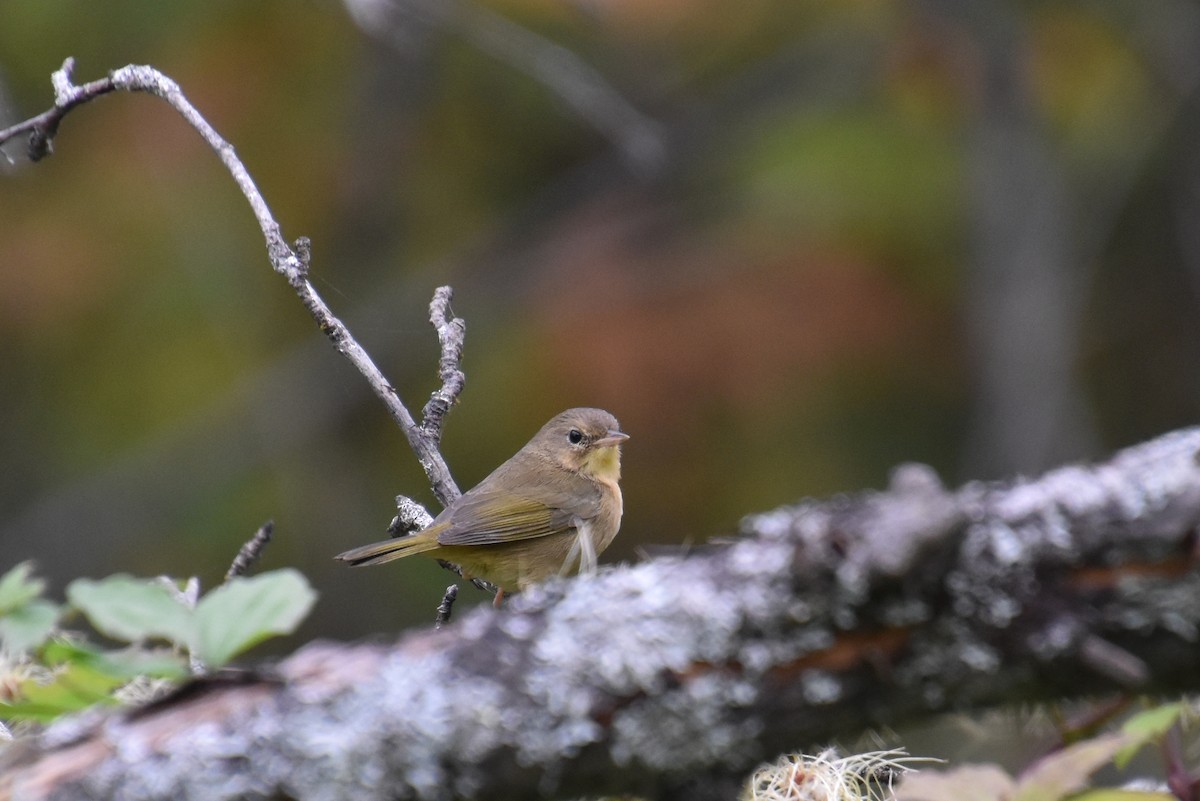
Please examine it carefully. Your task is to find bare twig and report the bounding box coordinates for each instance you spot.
[419,286,466,448]
[434,583,458,628]
[342,0,665,172]
[452,0,665,172]
[0,59,116,161]
[391,495,496,596]
[0,58,462,509]
[434,558,496,596]
[3,58,484,597]
[224,521,274,582]
[388,495,436,537]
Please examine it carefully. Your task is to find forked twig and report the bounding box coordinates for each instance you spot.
[0,58,462,510]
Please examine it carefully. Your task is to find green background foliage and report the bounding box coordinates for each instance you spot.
[2,0,1199,654]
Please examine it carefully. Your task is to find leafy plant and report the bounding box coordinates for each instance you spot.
[0,562,316,724]
[0,563,59,657]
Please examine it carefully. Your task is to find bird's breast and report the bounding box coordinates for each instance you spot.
[590,475,623,554]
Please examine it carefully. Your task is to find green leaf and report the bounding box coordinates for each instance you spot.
[0,642,188,723]
[0,701,71,724]
[0,600,59,655]
[44,661,122,700]
[0,663,123,723]
[1014,733,1130,801]
[0,562,46,614]
[1114,703,1185,769]
[67,576,194,646]
[42,639,188,681]
[96,647,189,681]
[193,569,315,669]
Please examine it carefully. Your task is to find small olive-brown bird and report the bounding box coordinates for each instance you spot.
[335,408,627,600]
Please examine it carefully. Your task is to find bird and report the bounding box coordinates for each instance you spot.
[335,407,627,603]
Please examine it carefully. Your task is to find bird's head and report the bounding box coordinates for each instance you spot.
[532,407,628,481]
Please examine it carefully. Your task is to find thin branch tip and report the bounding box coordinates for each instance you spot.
[435,584,459,628]
[225,520,275,582]
[434,558,497,596]
[420,285,467,447]
[390,495,435,538]
[51,57,77,99]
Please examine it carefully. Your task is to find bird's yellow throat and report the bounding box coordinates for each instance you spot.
[581,445,622,482]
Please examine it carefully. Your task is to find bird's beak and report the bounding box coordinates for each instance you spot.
[594,429,629,448]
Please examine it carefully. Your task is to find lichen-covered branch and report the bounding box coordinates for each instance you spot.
[0,58,461,509]
[388,495,437,537]
[419,285,466,457]
[4,427,1200,801]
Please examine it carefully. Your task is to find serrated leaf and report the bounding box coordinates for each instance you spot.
[193,569,315,669]
[0,562,46,614]
[894,764,1015,801]
[1114,703,1185,769]
[1014,733,1130,801]
[67,576,194,646]
[0,599,59,655]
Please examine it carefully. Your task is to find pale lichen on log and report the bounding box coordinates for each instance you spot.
[3,428,1200,801]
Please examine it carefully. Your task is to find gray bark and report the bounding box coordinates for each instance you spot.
[4,427,1200,801]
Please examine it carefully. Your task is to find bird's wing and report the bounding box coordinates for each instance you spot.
[435,479,601,547]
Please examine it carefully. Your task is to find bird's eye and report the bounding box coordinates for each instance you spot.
[568,429,584,445]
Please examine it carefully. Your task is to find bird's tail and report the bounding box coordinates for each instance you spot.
[335,531,440,567]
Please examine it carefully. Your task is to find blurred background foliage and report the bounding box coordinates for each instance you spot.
[2,0,1200,647]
